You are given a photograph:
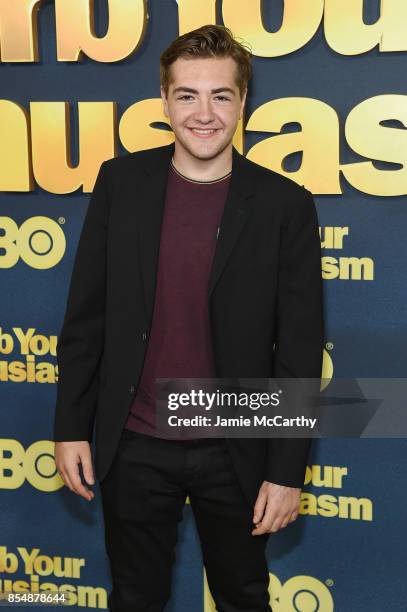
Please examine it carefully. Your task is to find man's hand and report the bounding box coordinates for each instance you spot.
[54,441,95,501]
[251,480,301,535]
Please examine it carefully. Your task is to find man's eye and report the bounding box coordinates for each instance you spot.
[177,95,230,101]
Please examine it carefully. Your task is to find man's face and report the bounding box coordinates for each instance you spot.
[161,56,246,160]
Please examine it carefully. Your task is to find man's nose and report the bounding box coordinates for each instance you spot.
[194,99,216,122]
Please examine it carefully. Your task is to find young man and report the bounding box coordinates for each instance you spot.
[54,25,324,612]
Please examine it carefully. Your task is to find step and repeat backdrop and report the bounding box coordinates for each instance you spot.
[1,1,407,611]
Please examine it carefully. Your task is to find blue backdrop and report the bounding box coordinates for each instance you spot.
[1,2,406,610]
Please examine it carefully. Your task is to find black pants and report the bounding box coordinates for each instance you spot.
[100,429,272,612]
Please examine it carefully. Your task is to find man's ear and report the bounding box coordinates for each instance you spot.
[240,88,248,118]
[160,87,169,117]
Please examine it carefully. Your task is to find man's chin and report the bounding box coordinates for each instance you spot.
[177,136,231,160]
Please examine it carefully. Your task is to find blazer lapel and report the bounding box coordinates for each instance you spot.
[208,146,255,297]
[135,141,256,322]
[136,142,174,321]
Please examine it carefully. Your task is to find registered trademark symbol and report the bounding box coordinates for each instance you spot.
[325,578,334,587]
[58,217,65,224]
[278,389,283,394]
[325,342,334,351]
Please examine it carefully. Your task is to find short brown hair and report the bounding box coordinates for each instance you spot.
[160,24,252,99]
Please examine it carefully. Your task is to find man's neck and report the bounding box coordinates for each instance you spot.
[172,142,233,182]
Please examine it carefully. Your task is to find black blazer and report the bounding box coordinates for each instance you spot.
[54,141,324,507]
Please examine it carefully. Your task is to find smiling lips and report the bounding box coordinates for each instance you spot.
[188,127,219,138]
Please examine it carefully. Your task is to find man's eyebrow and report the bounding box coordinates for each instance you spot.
[172,86,236,96]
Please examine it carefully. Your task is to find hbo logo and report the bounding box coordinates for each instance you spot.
[0,439,63,491]
[0,216,66,269]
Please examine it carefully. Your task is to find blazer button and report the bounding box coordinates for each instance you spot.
[142,331,147,341]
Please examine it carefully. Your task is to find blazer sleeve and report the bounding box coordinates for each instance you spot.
[53,161,109,442]
[265,187,324,488]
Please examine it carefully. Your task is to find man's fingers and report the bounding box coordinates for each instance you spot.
[78,450,95,497]
[54,441,95,501]
[270,514,287,532]
[252,503,279,534]
[58,467,73,491]
[252,505,293,534]
[251,482,302,535]
[70,463,93,500]
[253,491,268,523]
[81,456,95,486]
[252,520,273,535]
[252,508,298,535]
[59,459,93,500]
[252,518,278,535]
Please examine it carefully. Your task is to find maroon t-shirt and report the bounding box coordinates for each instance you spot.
[124,159,231,437]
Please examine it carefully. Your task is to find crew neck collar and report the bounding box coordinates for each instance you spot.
[170,157,232,184]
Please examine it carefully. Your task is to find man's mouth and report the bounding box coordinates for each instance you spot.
[188,128,219,138]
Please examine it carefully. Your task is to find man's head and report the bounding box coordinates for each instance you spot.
[160,25,252,161]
